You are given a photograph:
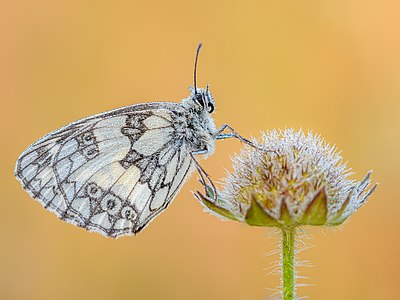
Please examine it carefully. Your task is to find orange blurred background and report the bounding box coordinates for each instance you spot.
[1,1,399,299]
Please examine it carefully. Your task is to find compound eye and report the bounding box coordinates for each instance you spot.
[208,102,215,113]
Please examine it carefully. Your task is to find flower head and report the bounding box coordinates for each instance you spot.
[196,129,377,227]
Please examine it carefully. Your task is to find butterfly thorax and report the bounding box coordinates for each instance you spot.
[178,89,217,155]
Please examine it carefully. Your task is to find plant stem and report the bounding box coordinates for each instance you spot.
[282,227,296,300]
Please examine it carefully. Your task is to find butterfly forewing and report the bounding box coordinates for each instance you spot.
[15,103,196,238]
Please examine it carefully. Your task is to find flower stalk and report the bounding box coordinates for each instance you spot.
[282,227,296,300]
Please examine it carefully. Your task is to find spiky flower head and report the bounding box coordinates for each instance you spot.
[196,129,377,228]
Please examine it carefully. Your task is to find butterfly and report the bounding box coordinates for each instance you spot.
[14,44,254,238]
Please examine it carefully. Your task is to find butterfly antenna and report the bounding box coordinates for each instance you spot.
[194,43,202,95]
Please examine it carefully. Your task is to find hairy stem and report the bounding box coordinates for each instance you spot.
[282,227,296,300]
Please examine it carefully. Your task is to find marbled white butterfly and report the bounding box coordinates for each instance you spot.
[14,44,254,238]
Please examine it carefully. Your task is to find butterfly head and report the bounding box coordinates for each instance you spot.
[190,85,215,113]
[188,43,215,114]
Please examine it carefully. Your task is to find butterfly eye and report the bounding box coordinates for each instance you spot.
[208,102,215,113]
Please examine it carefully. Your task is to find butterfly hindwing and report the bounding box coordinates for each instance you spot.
[133,141,195,232]
[15,103,196,238]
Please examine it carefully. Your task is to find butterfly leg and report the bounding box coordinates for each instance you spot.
[214,124,259,148]
[214,124,276,153]
[190,150,218,202]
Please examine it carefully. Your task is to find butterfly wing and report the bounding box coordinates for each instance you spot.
[15,102,196,238]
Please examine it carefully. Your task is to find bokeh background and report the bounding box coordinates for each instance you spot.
[1,1,399,299]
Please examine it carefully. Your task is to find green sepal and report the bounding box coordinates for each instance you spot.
[329,192,351,225]
[245,198,281,227]
[300,187,328,225]
[195,191,240,221]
